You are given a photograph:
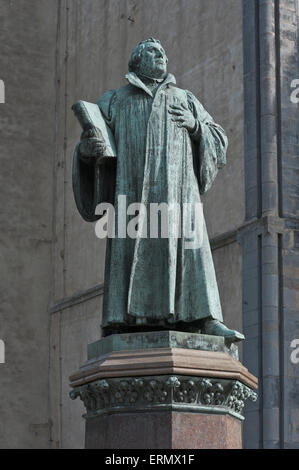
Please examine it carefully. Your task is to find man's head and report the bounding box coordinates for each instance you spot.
[128,38,168,79]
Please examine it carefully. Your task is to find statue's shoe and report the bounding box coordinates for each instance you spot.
[201,319,245,343]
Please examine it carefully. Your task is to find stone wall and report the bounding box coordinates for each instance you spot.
[242,0,299,449]
[0,0,58,448]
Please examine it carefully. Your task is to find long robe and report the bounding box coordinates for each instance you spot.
[73,72,228,331]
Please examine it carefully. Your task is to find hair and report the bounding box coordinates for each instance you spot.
[128,38,168,72]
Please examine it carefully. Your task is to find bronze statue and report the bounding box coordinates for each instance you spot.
[73,38,244,342]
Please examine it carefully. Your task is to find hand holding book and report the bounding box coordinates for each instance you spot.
[79,127,107,158]
[72,100,117,163]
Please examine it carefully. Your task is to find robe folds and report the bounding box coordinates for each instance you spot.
[73,72,228,331]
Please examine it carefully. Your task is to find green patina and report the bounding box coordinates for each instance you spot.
[87,331,239,361]
[72,39,244,341]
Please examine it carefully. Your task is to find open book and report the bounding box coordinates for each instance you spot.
[72,100,117,159]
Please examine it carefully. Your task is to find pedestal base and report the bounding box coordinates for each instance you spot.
[70,331,258,449]
[86,411,242,449]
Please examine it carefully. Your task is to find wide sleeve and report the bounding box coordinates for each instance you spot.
[186,90,228,194]
[72,90,117,222]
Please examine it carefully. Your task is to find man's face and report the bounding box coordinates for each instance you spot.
[138,42,167,79]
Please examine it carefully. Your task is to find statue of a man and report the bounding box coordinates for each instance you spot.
[73,38,244,342]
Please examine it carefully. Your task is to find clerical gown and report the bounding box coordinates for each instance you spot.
[73,72,228,331]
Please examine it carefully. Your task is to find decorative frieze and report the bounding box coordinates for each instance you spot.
[70,375,257,421]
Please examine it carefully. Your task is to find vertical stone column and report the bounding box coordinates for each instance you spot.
[242,0,299,448]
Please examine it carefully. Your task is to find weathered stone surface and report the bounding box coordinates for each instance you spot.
[0,0,58,449]
[85,411,242,449]
[70,345,257,390]
[70,375,257,421]
[242,0,299,449]
[70,332,257,448]
[87,330,239,360]
[69,331,258,452]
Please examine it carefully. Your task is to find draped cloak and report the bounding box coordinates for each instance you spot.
[73,72,228,331]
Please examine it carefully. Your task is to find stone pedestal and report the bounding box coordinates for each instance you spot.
[69,331,258,449]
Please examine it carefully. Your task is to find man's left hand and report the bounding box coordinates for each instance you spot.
[168,103,196,133]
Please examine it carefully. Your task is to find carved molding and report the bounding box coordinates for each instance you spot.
[50,283,104,313]
[69,347,258,390]
[70,375,257,421]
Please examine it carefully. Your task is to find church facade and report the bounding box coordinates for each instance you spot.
[0,0,298,448]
